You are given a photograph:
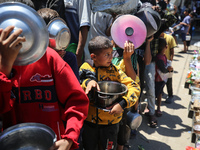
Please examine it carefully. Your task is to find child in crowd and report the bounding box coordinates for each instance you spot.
[112,40,138,150]
[112,37,153,149]
[160,28,176,104]
[37,8,80,80]
[172,8,191,53]
[79,36,140,150]
[0,1,89,150]
[155,37,173,117]
[186,11,196,48]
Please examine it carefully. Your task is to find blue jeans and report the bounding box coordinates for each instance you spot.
[144,62,155,116]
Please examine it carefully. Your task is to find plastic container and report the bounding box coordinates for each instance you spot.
[186,35,191,41]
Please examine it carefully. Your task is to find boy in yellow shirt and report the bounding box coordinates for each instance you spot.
[79,36,140,150]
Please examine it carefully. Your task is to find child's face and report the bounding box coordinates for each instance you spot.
[162,45,168,54]
[92,48,113,67]
[184,11,188,16]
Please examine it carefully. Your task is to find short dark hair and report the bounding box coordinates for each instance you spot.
[0,0,35,8]
[88,36,113,54]
[184,8,191,14]
[158,37,167,53]
[190,11,196,17]
[37,8,59,25]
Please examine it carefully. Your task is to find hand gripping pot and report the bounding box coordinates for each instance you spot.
[96,81,128,108]
[0,2,49,66]
[0,123,57,150]
[47,18,71,51]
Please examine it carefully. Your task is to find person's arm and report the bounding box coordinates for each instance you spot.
[115,65,141,109]
[173,5,177,15]
[49,139,73,150]
[105,13,117,37]
[123,41,136,80]
[137,62,139,77]
[0,26,25,77]
[156,59,168,73]
[144,36,153,65]
[170,48,174,61]
[0,26,25,114]
[76,0,91,67]
[53,61,89,149]
[76,26,89,67]
[187,19,192,34]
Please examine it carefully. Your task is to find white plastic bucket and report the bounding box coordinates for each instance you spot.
[186,35,191,41]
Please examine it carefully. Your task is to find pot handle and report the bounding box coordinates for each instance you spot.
[98,94,114,99]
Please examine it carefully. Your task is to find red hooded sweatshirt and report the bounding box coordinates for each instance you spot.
[0,47,89,149]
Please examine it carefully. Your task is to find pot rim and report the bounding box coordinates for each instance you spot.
[0,122,57,143]
[97,81,128,95]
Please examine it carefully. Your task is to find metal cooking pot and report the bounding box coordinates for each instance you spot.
[47,18,71,51]
[126,111,142,130]
[96,81,127,108]
[0,2,49,66]
[135,7,161,37]
[0,123,57,150]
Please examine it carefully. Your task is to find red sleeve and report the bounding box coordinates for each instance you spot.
[52,56,89,149]
[0,72,15,114]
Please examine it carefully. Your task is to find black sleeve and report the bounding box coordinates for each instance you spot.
[118,98,127,109]
[156,59,168,73]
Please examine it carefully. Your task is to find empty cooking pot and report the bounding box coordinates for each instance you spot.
[135,7,161,37]
[96,81,127,108]
[0,123,57,150]
[0,2,49,66]
[126,111,142,130]
[47,18,71,51]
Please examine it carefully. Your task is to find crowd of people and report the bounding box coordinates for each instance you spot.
[0,0,199,150]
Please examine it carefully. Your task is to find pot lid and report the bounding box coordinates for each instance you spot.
[111,14,147,49]
[0,2,49,66]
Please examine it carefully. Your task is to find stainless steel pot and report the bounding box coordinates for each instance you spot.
[0,123,57,150]
[47,18,71,51]
[126,111,142,130]
[96,81,127,108]
[0,2,49,66]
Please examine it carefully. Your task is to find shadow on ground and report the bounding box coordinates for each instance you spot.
[129,110,191,150]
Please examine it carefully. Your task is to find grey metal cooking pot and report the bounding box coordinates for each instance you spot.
[96,81,128,108]
[47,18,71,51]
[126,111,142,130]
[0,2,49,66]
[135,7,161,37]
[0,123,57,150]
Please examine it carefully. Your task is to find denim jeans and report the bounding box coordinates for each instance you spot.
[144,62,155,116]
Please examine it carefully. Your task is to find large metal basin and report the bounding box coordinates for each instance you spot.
[0,123,57,150]
[97,81,127,108]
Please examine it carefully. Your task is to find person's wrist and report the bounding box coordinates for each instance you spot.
[0,63,13,78]
[123,56,131,60]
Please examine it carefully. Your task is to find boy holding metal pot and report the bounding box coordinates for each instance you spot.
[79,36,140,150]
[0,1,89,150]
